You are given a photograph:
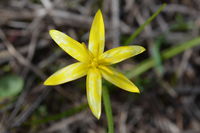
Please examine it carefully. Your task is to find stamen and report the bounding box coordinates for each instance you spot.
[90,57,99,68]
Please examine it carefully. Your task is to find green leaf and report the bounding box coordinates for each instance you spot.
[0,74,24,99]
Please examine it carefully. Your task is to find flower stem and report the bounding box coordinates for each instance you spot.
[103,86,114,133]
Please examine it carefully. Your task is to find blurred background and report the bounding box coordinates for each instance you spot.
[0,0,200,133]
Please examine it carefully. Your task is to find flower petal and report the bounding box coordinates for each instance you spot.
[44,62,88,85]
[86,68,102,119]
[49,30,90,62]
[99,46,145,65]
[99,66,140,93]
[89,10,105,57]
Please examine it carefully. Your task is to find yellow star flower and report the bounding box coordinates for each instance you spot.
[44,10,145,119]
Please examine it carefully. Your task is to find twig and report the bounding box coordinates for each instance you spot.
[163,4,199,15]
[0,8,132,34]
[22,16,45,77]
[0,40,48,64]
[111,0,120,46]
[40,112,88,133]
[10,86,50,128]
[177,49,192,78]
[6,76,35,123]
[0,29,46,79]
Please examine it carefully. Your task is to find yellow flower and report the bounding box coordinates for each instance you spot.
[44,10,145,119]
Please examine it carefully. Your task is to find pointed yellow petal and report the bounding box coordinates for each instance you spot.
[44,62,88,85]
[99,46,145,65]
[99,66,140,93]
[86,68,102,119]
[89,10,105,57]
[49,30,90,62]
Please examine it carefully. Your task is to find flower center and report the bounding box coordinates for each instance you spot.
[90,57,99,68]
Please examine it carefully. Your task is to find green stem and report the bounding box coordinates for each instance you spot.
[103,86,114,133]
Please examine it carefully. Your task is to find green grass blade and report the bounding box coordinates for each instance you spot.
[151,36,165,76]
[126,37,200,78]
[124,3,166,45]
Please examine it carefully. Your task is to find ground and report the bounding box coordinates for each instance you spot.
[0,0,200,133]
